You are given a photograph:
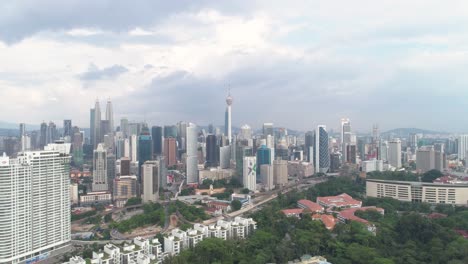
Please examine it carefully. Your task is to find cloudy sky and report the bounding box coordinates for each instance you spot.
[1,0,468,133]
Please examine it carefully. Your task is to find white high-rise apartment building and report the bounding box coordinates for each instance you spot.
[186,123,199,184]
[458,135,468,161]
[92,143,108,191]
[243,156,257,191]
[130,135,138,162]
[388,139,402,168]
[141,160,160,203]
[0,143,71,264]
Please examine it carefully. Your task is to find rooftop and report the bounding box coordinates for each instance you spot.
[338,206,384,224]
[317,193,361,208]
[298,199,324,212]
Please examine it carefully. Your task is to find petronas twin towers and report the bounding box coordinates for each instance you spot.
[91,99,114,148]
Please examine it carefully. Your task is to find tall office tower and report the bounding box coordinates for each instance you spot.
[409,133,419,150]
[314,125,330,173]
[208,124,214,134]
[238,124,252,140]
[388,139,402,168]
[130,134,138,162]
[105,99,114,133]
[458,135,468,161]
[157,156,168,188]
[21,135,31,152]
[92,100,102,148]
[141,160,160,203]
[186,123,199,184]
[236,145,253,178]
[90,108,95,146]
[263,123,274,137]
[243,156,257,191]
[256,145,271,177]
[164,138,177,167]
[164,125,178,138]
[273,159,288,186]
[124,138,130,158]
[225,91,233,144]
[304,131,314,162]
[416,146,435,173]
[380,141,388,161]
[39,122,47,149]
[92,143,108,191]
[107,154,116,192]
[63,120,72,137]
[120,118,129,138]
[340,118,351,162]
[0,143,71,264]
[329,153,341,173]
[138,126,153,180]
[205,135,219,167]
[372,124,379,142]
[19,123,26,137]
[120,157,131,176]
[72,127,84,166]
[151,126,163,156]
[346,145,357,164]
[219,146,231,169]
[434,143,446,171]
[47,121,58,144]
[113,175,137,201]
[100,120,111,144]
[260,164,274,191]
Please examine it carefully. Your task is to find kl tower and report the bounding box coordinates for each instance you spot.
[225,90,233,144]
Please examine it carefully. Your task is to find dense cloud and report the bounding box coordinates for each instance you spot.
[1,1,468,132]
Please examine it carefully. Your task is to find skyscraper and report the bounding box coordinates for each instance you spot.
[39,121,47,149]
[138,126,153,180]
[92,100,102,148]
[263,123,274,137]
[164,125,178,138]
[164,138,177,167]
[19,123,26,137]
[141,160,160,203]
[225,91,233,144]
[340,118,351,162]
[388,139,402,168]
[93,143,108,191]
[314,125,330,173]
[186,123,199,184]
[47,121,57,144]
[63,119,72,138]
[256,145,271,176]
[243,156,257,191]
[120,118,129,138]
[205,134,219,167]
[0,143,71,264]
[151,126,163,156]
[416,146,435,173]
[105,99,114,134]
[458,135,468,161]
[304,131,314,162]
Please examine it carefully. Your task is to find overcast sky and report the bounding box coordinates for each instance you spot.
[1,0,468,132]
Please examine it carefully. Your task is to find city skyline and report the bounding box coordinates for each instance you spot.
[1,1,468,131]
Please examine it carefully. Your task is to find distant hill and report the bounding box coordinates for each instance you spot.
[382,128,449,138]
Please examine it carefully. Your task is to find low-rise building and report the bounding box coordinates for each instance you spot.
[297,199,324,213]
[366,179,468,205]
[316,193,362,209]
[79,191,112,206]
[337,206,384,233]
[281,208,304,218]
